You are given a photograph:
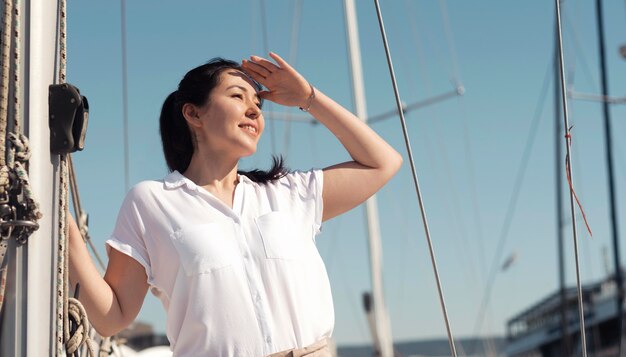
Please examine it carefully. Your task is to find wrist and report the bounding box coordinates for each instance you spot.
[298,83,316,112]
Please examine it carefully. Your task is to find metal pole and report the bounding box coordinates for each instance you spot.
[554,0,587,355]
[0,0,62,354]
[554,24,571,356]
[343,1,394,356]
[372,1,457,356]
[594,0,624,353]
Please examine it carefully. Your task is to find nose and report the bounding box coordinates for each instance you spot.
[246,101,261,119]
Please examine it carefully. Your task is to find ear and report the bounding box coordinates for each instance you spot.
[182,103,202,128]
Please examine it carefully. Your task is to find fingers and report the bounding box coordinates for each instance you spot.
[257,90,275,101]
[242,59,271,80]
[268,52,290,69]
[249,55,280,72]
[241,60,271,83]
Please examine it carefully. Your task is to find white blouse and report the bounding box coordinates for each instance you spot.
[106,170,334,357]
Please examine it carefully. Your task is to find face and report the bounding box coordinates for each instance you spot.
[188,69,264,159]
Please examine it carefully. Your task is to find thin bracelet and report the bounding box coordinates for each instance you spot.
[299,83,316,112]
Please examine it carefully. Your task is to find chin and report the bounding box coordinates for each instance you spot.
[240,147,258,157]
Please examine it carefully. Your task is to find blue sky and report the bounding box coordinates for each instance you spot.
[67,0,626,347]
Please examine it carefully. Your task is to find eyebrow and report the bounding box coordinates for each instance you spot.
[226,85,260,101]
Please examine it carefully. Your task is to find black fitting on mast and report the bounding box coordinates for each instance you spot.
[49,83,89,154]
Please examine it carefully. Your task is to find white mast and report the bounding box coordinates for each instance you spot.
[343,1,394,356]
[0,0,60,355]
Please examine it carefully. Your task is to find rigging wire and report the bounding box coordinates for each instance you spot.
[67,155,106,271]
[121,0,129,192]
[436,1,489,284]
[259,0,276,155]
[471,58,553,337]
[400,0,473,273]
[572,132,603,355]
[438,0,462,87]
[560,10,605,355]
[594,0,625,352]
[282,0,302,154]
[402,0,482,282]
[555,0,588,354]
[402,0,449,92]
[400,3,488,348]
[563,9,600,97]
[373,2,457,356]
[399,0,479,288]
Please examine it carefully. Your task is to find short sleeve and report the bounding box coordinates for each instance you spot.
[284,169,324,234]
[105,184,153,285]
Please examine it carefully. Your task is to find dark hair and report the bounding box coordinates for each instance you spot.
[159,58,287,183]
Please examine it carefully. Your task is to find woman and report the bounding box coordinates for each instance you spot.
[69,52,402,357]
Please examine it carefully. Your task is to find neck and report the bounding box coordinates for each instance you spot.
[183,152,240,206]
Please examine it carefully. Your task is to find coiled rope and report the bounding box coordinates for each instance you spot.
[0,0,42,315]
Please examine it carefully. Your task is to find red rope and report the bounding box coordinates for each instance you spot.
[565,129,593,237]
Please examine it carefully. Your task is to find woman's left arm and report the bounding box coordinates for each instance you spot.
[242,53,403,222]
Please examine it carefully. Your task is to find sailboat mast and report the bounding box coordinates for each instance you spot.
[594,0,624,352]
[0,0,60,355]
[342,1,393,356]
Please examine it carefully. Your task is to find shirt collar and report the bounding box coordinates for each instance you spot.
[163,170,191,190]
[163,170,252,191]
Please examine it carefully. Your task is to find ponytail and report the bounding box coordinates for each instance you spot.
[159,90,194,173]
[239,156,288,183]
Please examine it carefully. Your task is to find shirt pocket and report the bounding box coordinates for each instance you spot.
[170,222,239,275]
[255,211,307,260]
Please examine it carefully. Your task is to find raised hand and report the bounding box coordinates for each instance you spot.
[241,52,313,109]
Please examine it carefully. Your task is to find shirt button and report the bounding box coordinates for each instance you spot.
[243,252,250,259]
[266,336,272,344]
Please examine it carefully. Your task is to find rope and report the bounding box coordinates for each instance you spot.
[55,0,68,351]
[0,0,14,316]
[97,336,112,357]
[0,0,42,315]
[56,155,69,356]
[564,129,592,237]
[10,0,20,135]
[372,1,458,356]
[66,297,98,356]
[55,1,100,355]
[8,133,42,222]
[0,0,12,169]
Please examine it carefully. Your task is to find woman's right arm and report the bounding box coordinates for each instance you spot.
[68,214,149,337]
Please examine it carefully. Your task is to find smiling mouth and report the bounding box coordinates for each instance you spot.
[239,124,258,134]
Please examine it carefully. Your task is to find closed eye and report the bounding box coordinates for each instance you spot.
[232,92,262,109]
